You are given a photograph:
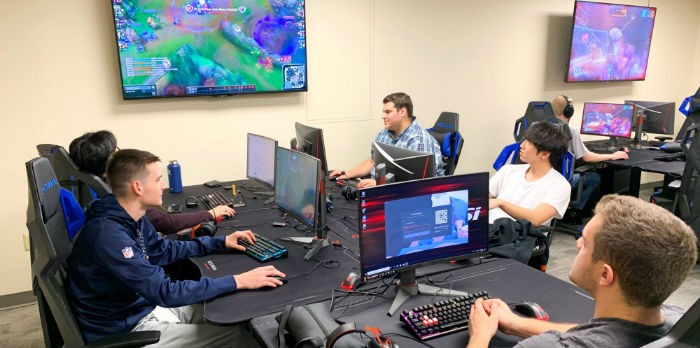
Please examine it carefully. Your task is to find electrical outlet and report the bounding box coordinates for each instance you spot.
[23,233,30,251]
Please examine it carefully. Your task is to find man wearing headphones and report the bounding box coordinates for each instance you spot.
[552,96,628,223]
[328,92,444,188]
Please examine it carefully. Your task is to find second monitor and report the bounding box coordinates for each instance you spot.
[372,141,436,184]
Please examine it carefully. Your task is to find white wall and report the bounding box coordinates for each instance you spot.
[1,0,698,295]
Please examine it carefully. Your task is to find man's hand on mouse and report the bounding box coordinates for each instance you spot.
[233,266,286,289]
[329,170,349,181]
[610,151,629,161]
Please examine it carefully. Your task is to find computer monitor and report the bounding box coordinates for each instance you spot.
[371,142,435,184]
[625,100,676,136]
[294,122,328,174]
[359,172,490,315]
[246,133,277,189]
[274,147,329,259]
[580,102,634,150]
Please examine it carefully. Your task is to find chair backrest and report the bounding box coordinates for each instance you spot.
[37,144,111,209]
[427,112,464,175]
[513,101,558,141]
[676,112,700,253]
[640,296,700,348]
[26,157,87,347]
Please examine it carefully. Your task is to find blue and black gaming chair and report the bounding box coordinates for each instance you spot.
[26,157,160,348]
[427,112,464,175]
[513,101,560,142]
[36,144,111,209]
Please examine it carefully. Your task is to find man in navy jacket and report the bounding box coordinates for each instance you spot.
[66,149,284,346]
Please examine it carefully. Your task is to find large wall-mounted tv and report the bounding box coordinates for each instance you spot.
[111,0,307,99]
[565,1,656,82]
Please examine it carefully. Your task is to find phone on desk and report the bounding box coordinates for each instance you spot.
[167,204,182,213]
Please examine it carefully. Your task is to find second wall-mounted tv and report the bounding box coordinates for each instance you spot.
[566,1,656,82]
[111,0,307,99]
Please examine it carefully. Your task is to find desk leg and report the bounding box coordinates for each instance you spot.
[629,168,641,197]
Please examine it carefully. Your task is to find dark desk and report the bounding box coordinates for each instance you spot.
[162,180,364,324]
[251,258,595,348]
[584,140,686,197]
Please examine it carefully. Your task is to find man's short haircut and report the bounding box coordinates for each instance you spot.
[523,122,569,161]
[593,194,697,307]
[69,130,117,177]
[106,149,160,198]
[383,92,413,118]
[552,95,569,118]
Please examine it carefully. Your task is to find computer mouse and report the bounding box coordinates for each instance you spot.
[514,301,549,321]
[341,272,362,290]
[619,146,630,152]
[271,276,288,285]
[329,176,337,182]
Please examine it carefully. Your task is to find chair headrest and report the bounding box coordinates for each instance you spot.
[31,158,61,223]
[433,112,459,133]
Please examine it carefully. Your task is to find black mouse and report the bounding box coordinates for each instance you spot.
[329,176,338,182]
[271,276,288,285]
[514,301,549,321]
[341,272,361,290]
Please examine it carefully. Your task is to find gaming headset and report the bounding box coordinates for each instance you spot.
[326,323,398,348]
[176,220,216,240]
[562,95,575,119]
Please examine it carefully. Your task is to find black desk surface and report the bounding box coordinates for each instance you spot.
[162,180,364,324]
[251,258,595,348]
[585,140,685,176]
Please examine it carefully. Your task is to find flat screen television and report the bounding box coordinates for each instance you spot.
[565,1,656,82]
[110,0,308,99]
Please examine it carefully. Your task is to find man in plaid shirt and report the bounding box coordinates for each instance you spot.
[329,92,444,188]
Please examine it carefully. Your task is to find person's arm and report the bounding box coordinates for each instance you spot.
[329,158,374,180]
[582,151,628,162]
[489,298,578,337]
[488,200,557,227]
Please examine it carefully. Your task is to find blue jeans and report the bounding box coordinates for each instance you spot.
[570,172,601,210]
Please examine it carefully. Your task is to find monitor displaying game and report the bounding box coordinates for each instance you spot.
[580,102,634,137]
[359,173,489,279]
[625,100,676,135]
[274,147,319,228]
[111,0,307,99]
[246,133,277,187]
[566,1,656,82]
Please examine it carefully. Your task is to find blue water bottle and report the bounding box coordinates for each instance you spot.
[168,160,183,193]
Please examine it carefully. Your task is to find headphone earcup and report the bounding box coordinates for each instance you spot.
[563,104,574,118]
[198,220,217,237]
[341,186,358,201]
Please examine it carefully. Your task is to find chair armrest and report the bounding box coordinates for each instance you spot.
[86,330,161,348]
[574,165,596,174]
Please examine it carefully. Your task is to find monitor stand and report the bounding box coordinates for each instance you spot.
[387,268,469,316]
[283,179,330,260]
[607,136,619,152]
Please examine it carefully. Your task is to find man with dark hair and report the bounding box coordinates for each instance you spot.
[66,149,284,347]
[552,96,628,221]
[69,130,118,177]
[467,194,697,348]
[489,122,571,226]
[329,92,444,188]
[69,130,233,234]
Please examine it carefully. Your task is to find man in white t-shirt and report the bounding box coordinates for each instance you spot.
[489,122,571,227]
[552,96,628,222]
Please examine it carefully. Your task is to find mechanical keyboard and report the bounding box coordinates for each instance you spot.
[238,233,288,262]
[400,291,489,340]
[199,192,238,210]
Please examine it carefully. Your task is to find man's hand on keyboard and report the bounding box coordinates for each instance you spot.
[233,266,286,289]
[225,230,256,251]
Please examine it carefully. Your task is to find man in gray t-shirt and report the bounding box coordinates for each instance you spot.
[551,96,628,216]
[466,195,697,348]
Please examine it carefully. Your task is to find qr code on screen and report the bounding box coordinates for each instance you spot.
[435,209,448,224]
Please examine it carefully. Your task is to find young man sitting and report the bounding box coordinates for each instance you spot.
[467,194,697,348]
[66,149,285,347]
[489,122,571,227]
